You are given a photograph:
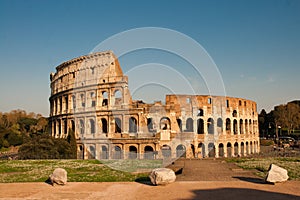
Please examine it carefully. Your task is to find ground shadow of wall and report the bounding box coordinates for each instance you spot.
[186,188,299,200]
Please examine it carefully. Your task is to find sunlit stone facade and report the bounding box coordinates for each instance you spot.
[49,51,260,160]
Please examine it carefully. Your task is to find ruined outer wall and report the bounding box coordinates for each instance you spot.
[49,51,260,160]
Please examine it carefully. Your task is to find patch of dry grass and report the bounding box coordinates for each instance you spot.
[0,160,148,183]
[227,157,300,180]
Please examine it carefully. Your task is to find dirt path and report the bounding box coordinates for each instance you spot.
[0,181,299,200]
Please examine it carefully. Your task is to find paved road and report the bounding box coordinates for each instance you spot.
[172,158,260,181]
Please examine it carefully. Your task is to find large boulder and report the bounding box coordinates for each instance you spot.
[265,164,289,183]
[149,168,176,186]
[49,168,67,185]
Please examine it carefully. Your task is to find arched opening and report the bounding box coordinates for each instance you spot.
[227,142,232,158]
[246,141,249,154]
[72,95,76,109]
[254,141,257,153]
[161,145,171,158]
[64,119,68,134]
[147,118,155,132]
[58,119,61,137]
[80,93,85,107]
[207,118,214,134]
[129,146,137,159]
[79,119,84,135]
[114,90,122,105]
[217,118,223,134]
[198,143,205,158]
[176,145,186,158]
[160,117,171,130]
[219,143,224,157]
[101,146,108,159]
[197,119,204,134]
[226,118,231,133]
[115,117,122,133]
[239,119,243,134]
[197,109,204,116]
[234,142,239,156]
[144,146,154,159]
[249,120,252,134]
[78,145,84,160]
[232,110,237,117]
[129,117,137,133]
[245,119,248,134]
[89,119,95,134]
[113,146,122,159]
[176,118,182,132]
[71,120,75,132]
[250,141,253,154]
[233,119,238,134]
[191,144,195,158]
[102,91,108,106]
[186,118,193,132]
[88,146,95,159]
[90,92,96,107]
[101,118,108,133]
[208,143,215,157]
[241,142,245,156]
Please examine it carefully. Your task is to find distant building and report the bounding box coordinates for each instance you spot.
[49,51,260,160]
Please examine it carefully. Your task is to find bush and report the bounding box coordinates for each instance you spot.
[18,134,76,159]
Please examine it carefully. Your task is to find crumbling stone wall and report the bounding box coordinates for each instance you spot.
[49,51,260,159]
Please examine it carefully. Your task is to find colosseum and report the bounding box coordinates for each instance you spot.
[49,51,260,160]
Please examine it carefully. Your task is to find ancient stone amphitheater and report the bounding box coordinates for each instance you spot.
[49,51,260,160]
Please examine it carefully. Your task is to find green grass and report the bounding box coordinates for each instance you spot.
[226,157,300,180]
[0,159,151,183]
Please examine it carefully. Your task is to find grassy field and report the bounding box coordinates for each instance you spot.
[0,159,155,183]
[226,157,300,180]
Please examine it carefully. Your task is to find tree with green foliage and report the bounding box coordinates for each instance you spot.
[67,128,77,159]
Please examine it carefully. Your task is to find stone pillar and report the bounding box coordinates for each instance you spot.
[238,142,241,156]
[204,143,209,158]
[224,144,227,158]
[215,144,219,158]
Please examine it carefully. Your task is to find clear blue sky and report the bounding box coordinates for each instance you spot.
[0,0,299,116]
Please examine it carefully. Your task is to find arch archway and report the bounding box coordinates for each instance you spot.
[208,143,215,157]
[129,117,137,133]
[241,142,245,156]
[101,118,108,133]
[161,145,171,158]
[88,146,95,159]
[129,146,137,159]
[115,117,122,133]
[113,146,122,159]
[176,144,186,158]
[186,118,193,132]
[101,145,108,159]
[144,146,154,159]
[234,142,239,156]
[207,118,214,134]
[233,119,238,134]
[218,143,224,157]
[160,117,171,130]
[197,119,204,134]
[227,142,232,157]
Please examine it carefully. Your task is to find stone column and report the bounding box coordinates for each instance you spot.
[215,143,219,158]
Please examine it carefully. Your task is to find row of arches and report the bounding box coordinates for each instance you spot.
[78,140,259,160]
[80,145,156,160]
[50,89,124,116]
